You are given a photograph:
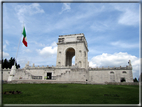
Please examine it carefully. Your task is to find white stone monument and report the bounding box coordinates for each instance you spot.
[7,65,16,81]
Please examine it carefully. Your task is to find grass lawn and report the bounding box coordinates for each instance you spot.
[2,83,139,104]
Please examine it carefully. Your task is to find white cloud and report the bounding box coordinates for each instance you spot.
[59,3,71,14]
[89,52,140,78]
[111,3,139,26]
[37,42,57,58]
[51,42,57,47]
[111,41,139,48]
[89,61,97,68]
[90,3,139,31]
[15,3,44,24]
[118,9,139,26]
[89,52,138,67]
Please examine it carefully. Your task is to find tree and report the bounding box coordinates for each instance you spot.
[2,57,20,69]
[8,57,15,69]
[15,62,20,69]
[133,78,138,82]
[2,59,9,69]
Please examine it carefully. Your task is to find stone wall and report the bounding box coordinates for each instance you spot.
[89,69,133,83]
[24,67,88,81]
[14,69,33,80]
[2,65,88,82]
[2,69,11,81]
[2,64,133,83]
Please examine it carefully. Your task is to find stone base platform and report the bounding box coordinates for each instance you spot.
[7,80,105,84]
[5,80,139,85]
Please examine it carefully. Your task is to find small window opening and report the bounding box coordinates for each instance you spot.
[121,78,126,82]
[122,71,127,73]
[110,71,114,74]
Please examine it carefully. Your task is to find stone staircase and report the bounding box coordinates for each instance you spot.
[53,68,87,81]
[55,71,70,81]
[14,69,34,80]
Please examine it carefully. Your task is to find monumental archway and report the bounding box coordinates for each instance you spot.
[56,33,89,69]
[65,48,75,66]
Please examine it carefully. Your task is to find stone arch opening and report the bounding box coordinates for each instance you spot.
[65,48,75,66]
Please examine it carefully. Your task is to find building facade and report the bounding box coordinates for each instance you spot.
[2,33,133,83]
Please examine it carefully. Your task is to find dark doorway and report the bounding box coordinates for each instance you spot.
[47,73,52,79]
[120,78,126,82]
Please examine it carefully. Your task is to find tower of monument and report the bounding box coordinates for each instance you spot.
[56,33,89,69]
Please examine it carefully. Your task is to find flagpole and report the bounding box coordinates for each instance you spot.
[14,27,23,66]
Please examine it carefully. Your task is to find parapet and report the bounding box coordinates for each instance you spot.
[59,33,84,37]
[88,65,132,71]
[24,64,55,69]
[88,60,132,71]
[57,33,88,51]
[23,62,82,70]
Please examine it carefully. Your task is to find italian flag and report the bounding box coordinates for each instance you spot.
[22,26,27,47]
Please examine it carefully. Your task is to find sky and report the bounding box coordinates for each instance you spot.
[2,2,140,79]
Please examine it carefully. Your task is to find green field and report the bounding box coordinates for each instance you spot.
[2,83,139,104]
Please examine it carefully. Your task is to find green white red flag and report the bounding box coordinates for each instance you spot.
[22,26,27,47]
